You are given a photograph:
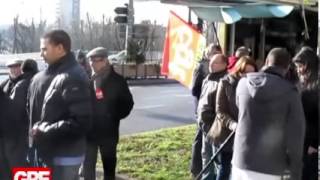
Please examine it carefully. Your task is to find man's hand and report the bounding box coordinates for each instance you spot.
[230,122,237,131]
[31,123,40,137]
[307,146,317,155]
[31,122,49,138]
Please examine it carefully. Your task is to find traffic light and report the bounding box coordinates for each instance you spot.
[114,4,128,24]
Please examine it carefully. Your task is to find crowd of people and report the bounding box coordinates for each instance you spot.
[0,28,318,180]
[190,44,319,180]
[0,30,134,180]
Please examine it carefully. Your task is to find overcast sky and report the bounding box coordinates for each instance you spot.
[0,0,195,26]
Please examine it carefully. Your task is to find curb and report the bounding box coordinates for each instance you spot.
[116,174,135,180]
[127,78,178,86]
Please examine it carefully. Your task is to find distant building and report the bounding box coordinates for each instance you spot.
[55,0,80,29]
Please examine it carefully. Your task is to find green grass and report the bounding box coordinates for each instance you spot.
[115,125,196,180]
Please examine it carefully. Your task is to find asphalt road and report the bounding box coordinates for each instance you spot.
[120,83,196,135]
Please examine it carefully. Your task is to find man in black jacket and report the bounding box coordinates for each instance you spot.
[83,47,134,180]
[0,59,37,179]
[0,89,19,180]
[28,30,92,180]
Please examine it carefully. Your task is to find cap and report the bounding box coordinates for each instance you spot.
[6,59,23,67]
[86,47,108,59]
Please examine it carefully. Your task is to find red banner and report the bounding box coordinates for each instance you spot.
[161,11,206,89]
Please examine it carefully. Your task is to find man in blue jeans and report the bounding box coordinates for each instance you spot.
[28,30,92,180]
[197,54,227,180]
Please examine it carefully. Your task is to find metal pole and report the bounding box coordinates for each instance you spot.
[125,0,134,57]
[317,0,320,55]
[229,23,236,56]
[260,19,266,61]
[125,24,129,56]
[212,23,221,48]
[188,8,192,23]
[318,0,320,82]
[195,131,236,180]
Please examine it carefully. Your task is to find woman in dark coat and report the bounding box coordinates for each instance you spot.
[293,46,319,180]
[210,56,257,180]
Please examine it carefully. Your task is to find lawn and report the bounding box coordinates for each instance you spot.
[115,125,196,180]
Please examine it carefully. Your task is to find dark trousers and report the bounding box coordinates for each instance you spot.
[190,126,203,176]
[302,152,318,180]
[53,164,81,180]
[0,137,28,180]
[215,150,232,180]
[84,139,118,180]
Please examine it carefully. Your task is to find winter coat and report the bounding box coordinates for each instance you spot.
[0,75,23,96]
[197,70,227,134]
[27,52,92,161]
[233,66,305,180]
[300,82,319,149]
[209,74,239,147]
[0,72,35,138]
[0,89,16,138]
[89,66,133,142]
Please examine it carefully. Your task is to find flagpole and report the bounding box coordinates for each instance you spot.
[317,0,320,55]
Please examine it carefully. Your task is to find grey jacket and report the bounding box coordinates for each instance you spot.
[197,70,227,134]
[232,66,305,180]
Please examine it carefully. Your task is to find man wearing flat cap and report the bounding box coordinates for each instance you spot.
[0,59,23,95]
[0,58,32,178]
[83,47,134,180]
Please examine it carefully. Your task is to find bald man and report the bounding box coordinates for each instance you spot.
[197,54,228,179]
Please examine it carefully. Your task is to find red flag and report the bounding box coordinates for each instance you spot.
[161,18,170,75]
[161,11,206,89]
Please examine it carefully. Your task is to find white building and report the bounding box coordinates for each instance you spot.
[55,0,80,29]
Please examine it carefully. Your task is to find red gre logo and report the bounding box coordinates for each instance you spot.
[12,168,52,180]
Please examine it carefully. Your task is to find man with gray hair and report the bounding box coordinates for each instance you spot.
[84,47,134,180]
[232,48,305,180]
[0,59,23,95]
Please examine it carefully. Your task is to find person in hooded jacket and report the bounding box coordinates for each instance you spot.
[293,46,319,180]
[232,48,305,180]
